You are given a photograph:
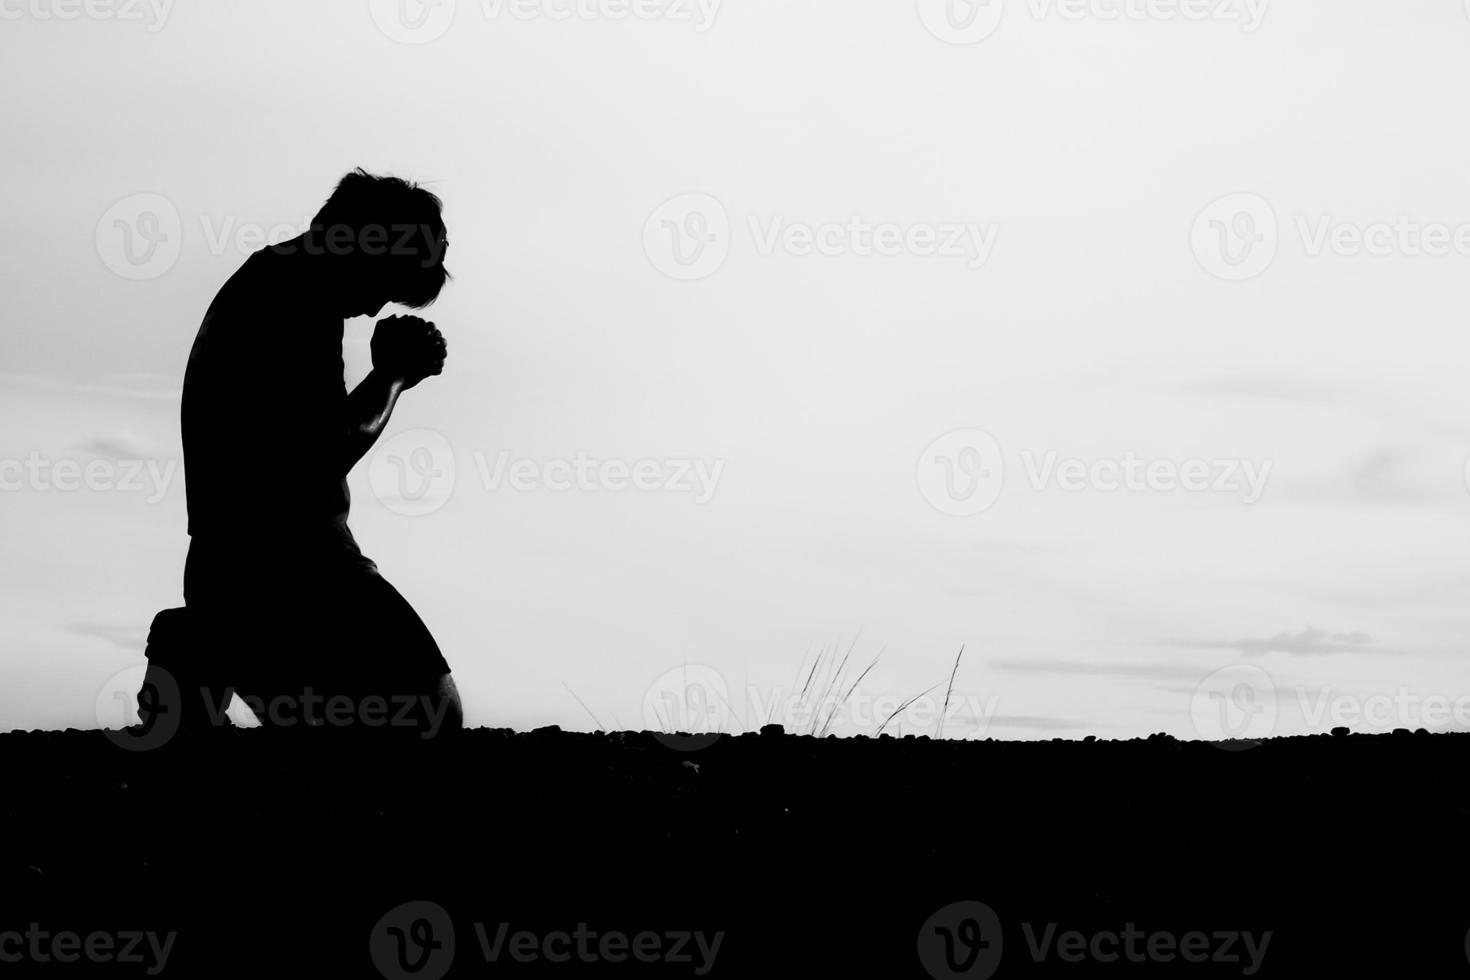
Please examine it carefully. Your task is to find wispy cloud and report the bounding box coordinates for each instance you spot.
[985,714,1098,731]
[1181,627,1379,657]
[990,659,1205,682]
[1337,447,1429,503]
[68,621,147,653]
[1277,446,1441,506]
[1180,373,1341,407]
[0,371,180,402]
[74,428,170,460]
[1179,371,1470,439]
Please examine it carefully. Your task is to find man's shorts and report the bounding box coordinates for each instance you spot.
[180,523,451,701]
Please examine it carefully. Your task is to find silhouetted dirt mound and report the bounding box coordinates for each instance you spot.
[1,727,1465,976]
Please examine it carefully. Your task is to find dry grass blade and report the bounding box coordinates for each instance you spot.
[562,682,606,732]
[775,641,816,725]
[798,643,825,703]
[819,650,882,737]
[875,684,939,737]
[936,645,966,740]
[713,685,747,735]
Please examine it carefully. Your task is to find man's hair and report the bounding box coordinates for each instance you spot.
[309,168,450,309]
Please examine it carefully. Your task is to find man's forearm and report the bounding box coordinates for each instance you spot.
[342,369,408,473]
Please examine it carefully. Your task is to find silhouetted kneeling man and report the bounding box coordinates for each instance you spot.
[166,169,461,738]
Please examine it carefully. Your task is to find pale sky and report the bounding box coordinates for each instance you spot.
[5,0,1470,739]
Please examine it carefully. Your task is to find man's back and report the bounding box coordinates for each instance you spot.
[181,244,350,540]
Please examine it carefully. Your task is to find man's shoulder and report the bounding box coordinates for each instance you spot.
[202,248,272,321]
[220,243,302,295]
[200,245,338,335]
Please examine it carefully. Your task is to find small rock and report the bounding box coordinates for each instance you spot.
[1331,726,1350,737]
[759,724,784,737]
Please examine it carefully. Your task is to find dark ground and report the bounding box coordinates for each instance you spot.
[0,726,1465,977]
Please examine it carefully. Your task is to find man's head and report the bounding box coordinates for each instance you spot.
[306,168,450,318]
